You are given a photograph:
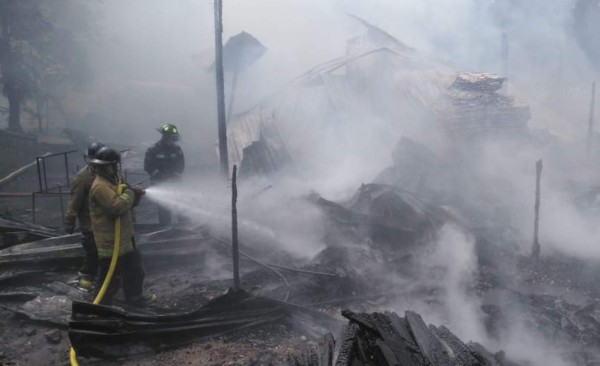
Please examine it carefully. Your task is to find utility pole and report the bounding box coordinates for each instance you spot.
[231,164,240,290]
[214,0,229,178]
[501,32,509,93]
[587,81,596,156]
[531,159,542,260]
[226,68,239,122]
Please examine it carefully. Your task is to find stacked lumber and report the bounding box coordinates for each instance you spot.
[434,72,530,141]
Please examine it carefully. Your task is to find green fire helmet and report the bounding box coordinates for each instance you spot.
[157,123,180,141]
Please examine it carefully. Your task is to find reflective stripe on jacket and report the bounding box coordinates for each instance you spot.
[143,142,184,181]
[89,175,135,258]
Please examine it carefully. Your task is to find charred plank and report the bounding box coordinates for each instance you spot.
[405,311,454,366]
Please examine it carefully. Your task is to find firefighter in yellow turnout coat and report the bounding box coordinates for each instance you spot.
[64,142,105,290]
[88,147,155,306]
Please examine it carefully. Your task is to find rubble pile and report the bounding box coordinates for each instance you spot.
[373,137,455,203]
[311,183,440,252]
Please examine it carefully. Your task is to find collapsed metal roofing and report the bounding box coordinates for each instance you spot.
[227,46,452,175]
[226,16,530,177]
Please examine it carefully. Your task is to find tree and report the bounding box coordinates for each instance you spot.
[573,0,600,69]
[0,0,90,132]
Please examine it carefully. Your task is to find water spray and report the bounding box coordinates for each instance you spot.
[143,182,280,242]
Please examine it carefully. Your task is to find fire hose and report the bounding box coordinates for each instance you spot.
[69,183,126,366]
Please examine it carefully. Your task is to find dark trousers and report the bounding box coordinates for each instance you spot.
[157,204,189,225]
[152,178,188,226]
[79,232,98,278]
[94,246,145,304]
[151,178,173,226]
[157,204,172,226]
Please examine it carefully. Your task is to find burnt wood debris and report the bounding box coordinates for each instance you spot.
[68,289,340,360]
[285,310,522,366]
[69,291,521,365]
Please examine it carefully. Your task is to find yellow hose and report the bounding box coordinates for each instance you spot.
[69,347,78,366]
[70,183,126,366]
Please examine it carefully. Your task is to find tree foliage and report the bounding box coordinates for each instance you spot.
[573,0,600,69]
[0,0,91,131]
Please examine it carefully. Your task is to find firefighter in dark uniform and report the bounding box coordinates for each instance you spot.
[64,141,104,290]
[88,147,155,306]
[144,123,184,225]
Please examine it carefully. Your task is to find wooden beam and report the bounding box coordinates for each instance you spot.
[532,159,542,259]
[587,81,596,156]
[231,164,240,290]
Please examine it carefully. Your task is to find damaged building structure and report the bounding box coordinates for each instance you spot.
[227,17,531,178]
[2,16,600,366]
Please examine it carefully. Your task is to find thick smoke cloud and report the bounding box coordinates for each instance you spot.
[78,1,600,365]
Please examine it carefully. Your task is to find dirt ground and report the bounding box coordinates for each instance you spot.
[0,233,334,366]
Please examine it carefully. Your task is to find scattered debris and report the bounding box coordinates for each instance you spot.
[69,289,342,360]
[312,183,440,251]
[0,216,56,250]
[374,137,446,199]
[44,329,62,344]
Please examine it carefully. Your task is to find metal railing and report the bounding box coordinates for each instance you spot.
[30,150,79,224]
[35,150,78,193]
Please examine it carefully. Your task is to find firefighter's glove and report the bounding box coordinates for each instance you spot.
[123,187,135,199]
[64,217,75,234]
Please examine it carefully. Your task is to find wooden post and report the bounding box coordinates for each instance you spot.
[36,158,42,193]
[31,192,36,224]
[532,159,542,260]
[587,81,596,156]
[58,186,65,218]
[214,0,229,178]
[231,164,240,290]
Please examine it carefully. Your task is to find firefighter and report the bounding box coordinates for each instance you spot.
[144,123,184,225]
[64,141,104,290]
[88,147,155,306]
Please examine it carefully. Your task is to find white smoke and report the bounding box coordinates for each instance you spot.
[76,1,600,364]
[144,177,326,258]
